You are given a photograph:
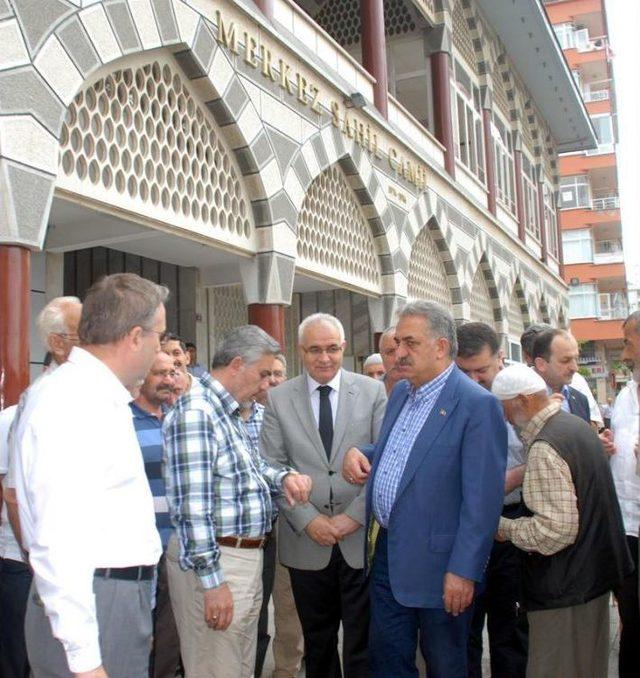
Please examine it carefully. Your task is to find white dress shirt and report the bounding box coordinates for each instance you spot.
[571,372,603,425]
[610,379,640,536]
[12,347,161,673]
[0,405,22,562]
[306,371,342,426]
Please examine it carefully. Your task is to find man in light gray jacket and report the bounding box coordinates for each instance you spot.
[261,313,386,678]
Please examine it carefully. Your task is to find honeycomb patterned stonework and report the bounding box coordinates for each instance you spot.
[211,285,248,348]
[407,228,453,309]
[58,59,253,249]
[297,165,381,293]
[469,267,496,328]
[452,2,477,74]
[315,0,416,48]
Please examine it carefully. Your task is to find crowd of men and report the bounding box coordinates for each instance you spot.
[0,271,639,678]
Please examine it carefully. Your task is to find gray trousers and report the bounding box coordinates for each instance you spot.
[25,576,153,677]
[527,592,610,678]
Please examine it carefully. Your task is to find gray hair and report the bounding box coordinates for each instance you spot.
[399,301,458,358]
[36,296,81,346]
[274,352,288,373]
[623,310,640,332]
[380,325,396,342]
[212,325,281,368]
[298,313,345,344]
[79,273,169,345]
[364,353,383,368]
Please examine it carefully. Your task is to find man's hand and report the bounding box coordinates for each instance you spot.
[550,392,565,406]
[282,473,312,506]
[342,447,371,485]
[331,514,361,539]
[75,667,108,678]
[305,515,342,546]
[599,429,616,457]
[443,572,474,617]
[204,583,234,631]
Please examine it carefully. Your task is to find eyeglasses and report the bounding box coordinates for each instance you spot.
[54,333,80,342]
[302,346,343,356]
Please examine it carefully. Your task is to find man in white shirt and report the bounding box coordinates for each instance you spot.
[610,310,640,678]
[12,273,167,678]
[1,295,81,678]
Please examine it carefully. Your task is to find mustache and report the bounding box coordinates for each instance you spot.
[396,358,413,367]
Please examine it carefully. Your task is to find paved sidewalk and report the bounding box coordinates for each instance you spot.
[260,596,622,677]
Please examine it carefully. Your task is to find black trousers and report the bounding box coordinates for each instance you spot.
[150,553,181,678]
[0,557,32,678]
[289,546,369,678]
[254,529,277,677]
[615,535,640,678]
[468,505,528,678]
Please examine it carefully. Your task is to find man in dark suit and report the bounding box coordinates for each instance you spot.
[531,329,592,422]
[261,313,387,678]
[343,301,507,678]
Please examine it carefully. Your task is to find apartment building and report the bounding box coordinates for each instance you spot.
[0,0,594,406]
[545,0,628,399]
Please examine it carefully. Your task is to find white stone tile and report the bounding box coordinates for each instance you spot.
[292,11,316,54]
[384,224,399,253]
[172,0,200,47]
[208,47,234,95]
[79,4,122,64]
[301,139,320,178]
[283,165,305,208]
[34,36,84,106]
[316,33,338,72]
[398,231,412,258]
[239,75,261,111]
[373,187,387,217]
[272,0,294,33]
[0,19,30,70]
[129,0,162,49]
[320,124,337,165]
[336,54,357,90]
[260,93,301,141]
[0,117,59,175]
[234,102,263,146]
[260,156,283,199]
[374,233,390,256]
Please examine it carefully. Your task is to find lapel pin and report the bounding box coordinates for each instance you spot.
[439,409,446,416]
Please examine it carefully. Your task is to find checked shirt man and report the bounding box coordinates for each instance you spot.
[163,325,311,678]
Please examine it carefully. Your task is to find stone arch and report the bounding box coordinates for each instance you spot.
[296,161,383,295]
[506,276,530,340]
[407,216,454,310]
[0,0,280,249]
[401,190,462,303]
[283,125,398,288]
[468,254,502,329]
[539,293,551,324]
[58,53,257,252]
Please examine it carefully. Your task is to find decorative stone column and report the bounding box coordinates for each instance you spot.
[536,167,548,264]
[481,89,497,216]
[248,303,286,350]
[426,25,455,178]
[0,245,30,409]
[513,134,526,243]
[361,0,389,118]
[555,191,565,278]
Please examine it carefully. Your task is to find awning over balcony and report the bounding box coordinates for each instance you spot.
[476,0,597,153]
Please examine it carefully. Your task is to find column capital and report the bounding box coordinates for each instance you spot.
[239,252,295,305]
[425,23,452,56]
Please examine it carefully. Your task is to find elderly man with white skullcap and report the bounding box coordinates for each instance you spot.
[492,364,631,678]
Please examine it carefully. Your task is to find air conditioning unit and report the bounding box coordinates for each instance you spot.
[570,277,581,286]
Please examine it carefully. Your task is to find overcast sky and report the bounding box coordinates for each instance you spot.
[605,0,640,286]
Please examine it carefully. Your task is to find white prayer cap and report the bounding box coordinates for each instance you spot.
[363,353,383,368]
[491,363,546,401]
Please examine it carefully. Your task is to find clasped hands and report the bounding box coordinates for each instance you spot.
[305,513,361,546]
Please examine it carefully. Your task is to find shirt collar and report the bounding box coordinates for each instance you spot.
[521,400,562,445]
[200,372,241,416]
[68,346,132,406]
[409,362,455,401]
[307,370,342,397]
[129,401,168,420]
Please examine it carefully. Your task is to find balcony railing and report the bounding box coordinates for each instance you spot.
[592,195,619,210]
[583,89,610,103]
[574,30,608,53]
[586,143,615,156]
[594,240,623,255]
[599,293,628,320]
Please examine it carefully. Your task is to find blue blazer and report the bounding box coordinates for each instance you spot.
[566,386,590,423]
[364,365,507,608]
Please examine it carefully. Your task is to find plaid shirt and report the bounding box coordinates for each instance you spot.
[498,401,579,555]
[163,374,288,588]
[243,401,265,452]
[372,363,454,527]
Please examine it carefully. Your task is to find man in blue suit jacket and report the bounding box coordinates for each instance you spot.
[343,301,507,678]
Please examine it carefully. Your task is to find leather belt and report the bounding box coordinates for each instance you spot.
[217,536,266,549]
[94,565,155,581]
